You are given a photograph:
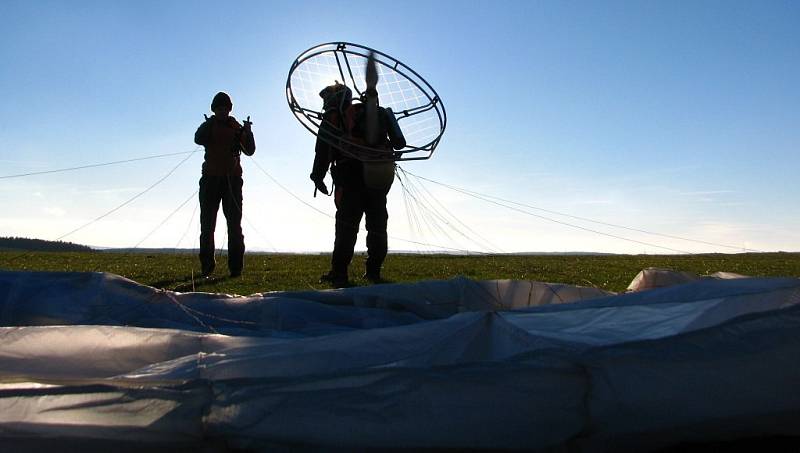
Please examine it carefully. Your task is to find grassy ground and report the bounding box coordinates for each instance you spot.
[2,251,798,295]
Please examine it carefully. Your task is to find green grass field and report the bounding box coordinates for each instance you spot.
[2,251,798,295]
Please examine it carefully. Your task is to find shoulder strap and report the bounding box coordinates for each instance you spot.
[344,104,361,136]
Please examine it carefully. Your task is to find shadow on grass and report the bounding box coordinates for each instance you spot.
[147,274,231,292]
[174,275,232,292]
[147,274,196,288]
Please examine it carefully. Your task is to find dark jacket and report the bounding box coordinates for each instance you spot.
[195,115,256,176]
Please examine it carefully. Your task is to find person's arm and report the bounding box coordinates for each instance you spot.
[310,135,331,193]
[194,118,212,146]
[241,119,256,156]
[310,119,336,194]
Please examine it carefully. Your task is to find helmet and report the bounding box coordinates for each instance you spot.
[211,91,233,111]
[319,82,352,112]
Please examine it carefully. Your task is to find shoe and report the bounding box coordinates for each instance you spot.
[362,272,389,284]
[320,271,350,288]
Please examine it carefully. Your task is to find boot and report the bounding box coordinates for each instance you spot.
[362,271,389,284]
[320,271,350,288]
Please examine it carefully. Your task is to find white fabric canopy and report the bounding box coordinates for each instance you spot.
[0,269,798,451]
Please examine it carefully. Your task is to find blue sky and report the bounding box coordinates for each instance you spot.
[1,0,798,254]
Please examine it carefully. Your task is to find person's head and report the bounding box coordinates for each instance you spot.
[211,91,233,118]
[319,82,352,112]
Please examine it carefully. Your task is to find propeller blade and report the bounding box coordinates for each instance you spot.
[366,51,378,90]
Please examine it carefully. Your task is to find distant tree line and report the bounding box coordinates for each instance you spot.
[0,237,93,252]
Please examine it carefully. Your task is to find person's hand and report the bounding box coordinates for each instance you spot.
[243,116,252,132]
[313,178,328,195]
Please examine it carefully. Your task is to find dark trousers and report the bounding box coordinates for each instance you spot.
[199,175,245,273]
[331,185,389,277]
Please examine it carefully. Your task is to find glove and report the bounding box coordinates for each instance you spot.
[313,178,329,195]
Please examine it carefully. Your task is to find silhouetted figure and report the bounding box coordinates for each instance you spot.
[311,81,406,288]
[194,92,255,277]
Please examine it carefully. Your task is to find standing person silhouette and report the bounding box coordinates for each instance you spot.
[311,55,406,287]
[194,92,255,277]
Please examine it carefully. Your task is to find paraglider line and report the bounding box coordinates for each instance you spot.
[400,168,692,254]
[0,149,200,179]
[55,151,197,242]
[133,189,198,249]
[402,169,763,254]
[176,201,200,249]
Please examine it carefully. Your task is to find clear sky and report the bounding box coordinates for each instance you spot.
[1,0,798,254]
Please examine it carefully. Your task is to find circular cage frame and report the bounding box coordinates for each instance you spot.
[286,42,447,162]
